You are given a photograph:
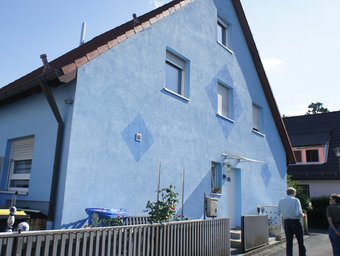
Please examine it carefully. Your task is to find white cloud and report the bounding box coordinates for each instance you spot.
[150,0,166,8]
[262,57,283,71]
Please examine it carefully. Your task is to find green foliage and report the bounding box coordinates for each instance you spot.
[287,175,312,211]
[145,185,179,223]
[306,102,329,115]
[90,213,124,228]
[308,196,329,229]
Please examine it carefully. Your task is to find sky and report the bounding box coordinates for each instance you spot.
[1,0,340,116]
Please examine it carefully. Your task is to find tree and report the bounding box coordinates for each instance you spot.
[306,102,329,115]
[287,175,312,211]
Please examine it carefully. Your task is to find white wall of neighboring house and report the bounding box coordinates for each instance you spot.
[299,180,340,198]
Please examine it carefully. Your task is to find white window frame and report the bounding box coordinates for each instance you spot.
[164,50,189,100]
[292,146,326,165]
[217,17,232,53]
[211,162,222,194]
[8,137,34,193]
[252,104,262,133]
[217,82,233,120]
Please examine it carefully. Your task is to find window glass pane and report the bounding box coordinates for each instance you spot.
[217,23,224,44]
[253,105,261,131]
[294,151,302,162]
[218,84,229,117]
[165,62,182,94]
[10,179,29,188]
[211,162,222,193]
[306,149,319,162]
[217,21,227,46]
[13,160,32,174]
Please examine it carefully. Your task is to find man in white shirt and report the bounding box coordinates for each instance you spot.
[278,187,306,256]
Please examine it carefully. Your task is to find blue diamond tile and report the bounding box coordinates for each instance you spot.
[121,114,154,161]
[261,164,271,186]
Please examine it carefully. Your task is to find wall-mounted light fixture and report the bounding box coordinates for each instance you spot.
[64,99,74,105]
[333,147,340,158]
[135,133,142,142]
[223,158,240,172]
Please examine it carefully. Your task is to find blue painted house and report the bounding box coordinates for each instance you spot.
[0,0,294,229]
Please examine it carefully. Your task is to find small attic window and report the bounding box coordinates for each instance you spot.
[217,17,230,50]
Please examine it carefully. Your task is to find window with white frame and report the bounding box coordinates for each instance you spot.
[211,162,222,194]
[8,137,34,192]
[217,18,229,48]
[292,146,326,164]
[252,104,262,132]
[217,82,230,118]
[165,50,188,98]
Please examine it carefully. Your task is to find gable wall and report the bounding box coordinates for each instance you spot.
[55,0,287,228]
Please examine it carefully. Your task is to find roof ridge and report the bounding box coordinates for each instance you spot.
[60,0,193,75]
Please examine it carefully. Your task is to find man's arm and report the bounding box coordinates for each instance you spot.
[295,199,304,218]
[328,217,340,236]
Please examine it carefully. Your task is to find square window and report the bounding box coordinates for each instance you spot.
[165,50,189,98]
[8,137,34,192]
[217,18,229,48]
[252,104,261,132]
[211,162,222,194]
[217,83,230,118]
[306,149,319,162]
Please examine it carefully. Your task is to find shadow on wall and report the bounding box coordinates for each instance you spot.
[179,171,211,220]
[60,218,88,229]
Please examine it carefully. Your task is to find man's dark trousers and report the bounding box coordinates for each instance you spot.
[284,219,306,256]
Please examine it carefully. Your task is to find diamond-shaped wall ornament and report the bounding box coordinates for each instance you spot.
[261,164,271,186]
[205,65,234,139]
[121,114,154,161]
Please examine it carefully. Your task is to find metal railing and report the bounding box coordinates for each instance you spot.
[241,215,268,252]
[0,218,230,256]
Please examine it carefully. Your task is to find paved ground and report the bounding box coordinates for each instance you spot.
[234,229,333,256]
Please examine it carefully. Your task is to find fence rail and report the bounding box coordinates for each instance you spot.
[0,218,230,256]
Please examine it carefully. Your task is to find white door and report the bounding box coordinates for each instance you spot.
[225,168,241,228]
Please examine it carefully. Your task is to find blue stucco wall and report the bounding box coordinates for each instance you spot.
[56,0,287,228]
[0,84,76,215]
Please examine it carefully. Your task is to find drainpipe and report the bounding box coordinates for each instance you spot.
[40,54,64,229]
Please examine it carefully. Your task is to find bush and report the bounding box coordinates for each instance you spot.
[287,175,312,212]
[145,185,179,223]
[308,196,329,229]
[90,213,124,227]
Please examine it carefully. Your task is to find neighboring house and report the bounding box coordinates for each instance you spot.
[283,111,340,198]
[0,0,294,229]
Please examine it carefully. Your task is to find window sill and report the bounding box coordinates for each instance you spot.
[217,42,234,54]
[211,192,222,198]
[163,88,190,102]
[252,129,265,137]
[216,113,234,123]
[0,190,28,196]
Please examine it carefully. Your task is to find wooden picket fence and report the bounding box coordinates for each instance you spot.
[0,218,230,256]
